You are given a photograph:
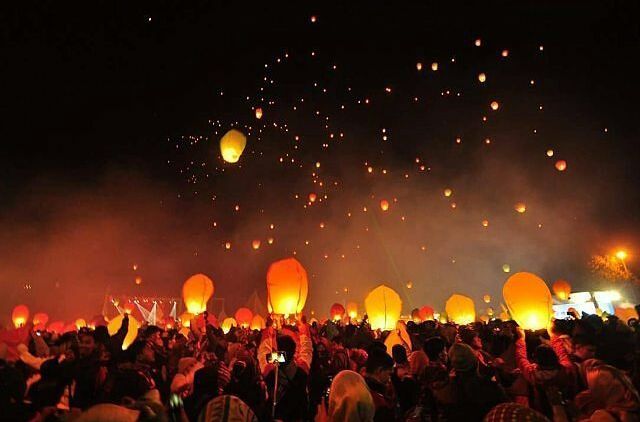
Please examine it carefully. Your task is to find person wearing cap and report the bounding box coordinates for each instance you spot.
[431,342,507,421]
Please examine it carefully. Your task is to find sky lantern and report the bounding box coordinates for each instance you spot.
[483,294,491,303]
[546,149,554,157]
[501,49,509,57]
[443,188,452,197]
[75,318,87,330]
[123,303,135,314]
[219,129,247,163]
[250,314,266,330]
[135,276,142,285]
[182,273,215,314]
[32,312,49,330]
[503,272,553,330]
[552,279,572,300]
[252,240,261,250]
[418,305,434,320]
[47,321,65,334]
[221,317,237,334]
[365,285,402,331]
[445,294,476,325]
[555,160,567,171]
[309,193,317,202]
[490,101,500,110]
[478,72,486,83]
[11,305,29,328]
[514,202,526,213]
[179,312,194,327]
[482,219,489,228]
[346,302,358,319]
[416,62,423,71]
[431,62,438,71]
[380,199,389,211]
[266,258,309,315]
[330,303,346,321]
[107,314,140,350]
[502,264,511,273]
[255,107,263,119]
[234,307,253,328]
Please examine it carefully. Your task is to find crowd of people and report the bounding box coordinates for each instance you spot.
[2,308,640,422]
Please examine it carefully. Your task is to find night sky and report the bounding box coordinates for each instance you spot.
[2,1,639,323]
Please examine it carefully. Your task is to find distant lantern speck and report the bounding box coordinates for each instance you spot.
[431,62,438,71]
[255,107,263,119]
[478,73,486,83]
[380,199,389,211]
[555,160,567,171]
[490,101,499,110]
[416,62,423,71]
[514,203,526,213]
[444,188,452,197]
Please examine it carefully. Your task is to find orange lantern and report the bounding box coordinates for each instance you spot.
[221,317,237,334]
[107,314,140,350]
[418,305,434,321]
[179,312,194,327]
[615,307,638,323]
[252,240,261,250]
[123,303,135,315]
[75,318,87,330]
[555,160,567,171]
[266,258,309,315]
[12,305,29,328]
[514,203,526,213]
[380,200,389,211]
[32,312,49,330]
[445,294,476,325]
[255,107,263,120]
[483,294,491,304]
[490,101,500,111]
[346,302,358,319]
[135,276,142,285]
[503,272,553,330]
[235,308,253,328]
[309,193,317,203]
[47,321,65,334]
[552,279,572,301]
[182,274,215,314]
[250,314,266,330]
[330,303,346,321]
[365,285,402,330]
[220,129,247,163]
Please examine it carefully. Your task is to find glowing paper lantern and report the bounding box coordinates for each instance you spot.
[552,279,572,301]
[123,303,135,314]
[234,307,253,328]
[266,258,309,315]
[380,199,389,211]
[418,306,434,320]
[255,107,263,119]
[182,274,215,314]
[514,203,526,213]
[309,193,317,203]
[546,149,554,157]
[503,272,553,330]
[445,294,476,325]
[483,294,491,303]
[32,312,49,330]
[219,129,247,163]
[75,318,87,329]
[502,264,511,273]
[135,276,142,285]
[490,101,500,111]
[250,314,266,330]
[330,303,346,321]
[47,321,65,334]
[107,314,140,350]
[555,160,567,171]
[416,62,423,71]
[431,62,438,71]
[346,302,358,319]
[478,73,486,83]
[444,188,452,197]
[252,240,261,250]
[179,312,194,328]
[12,305,29,328]
[365,285,402,331]
[501,49,509,57]
[221,317,237,334]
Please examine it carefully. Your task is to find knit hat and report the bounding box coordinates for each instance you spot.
[448,343,478,372]
[484,403,550,422]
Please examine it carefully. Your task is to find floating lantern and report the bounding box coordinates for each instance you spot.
[123,303,135,314]
[419,306,434,320]
[552,279,572,301]
[380,199,389,211]
[555,160,567,171]
[501,49,509,57]
[266,258,308,315]
[546,149,554,157]
[107,314,140,350]
[482,219,489,228]
[416,62,423,71]
[346,302,358,319]
[32,312,49,330]
[365,285,402,331]
[503,272,553,330]
[431,62,438,71]
[445,294,476,325]
[514,203,526,213]
[478,73,487,83]
[179,312,194,327]
[490,101,500,111]
[47,321,65,334]
[255,107,263,119]
[444,188,452,197]
[219,129,247,163]
[252,240,261,250]
[75,318,87,330]
[135,276,142,285]
[330,303,346,321]
[309,193,317,202]
[503,264,511,273]
[234,308,253,328]
[483,294,491,303]
[221,317,237,334]
[12,305,29,328]
[182,274,214,314]
[250,314,266,330]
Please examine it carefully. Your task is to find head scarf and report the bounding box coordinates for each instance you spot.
[328,370,375,422]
